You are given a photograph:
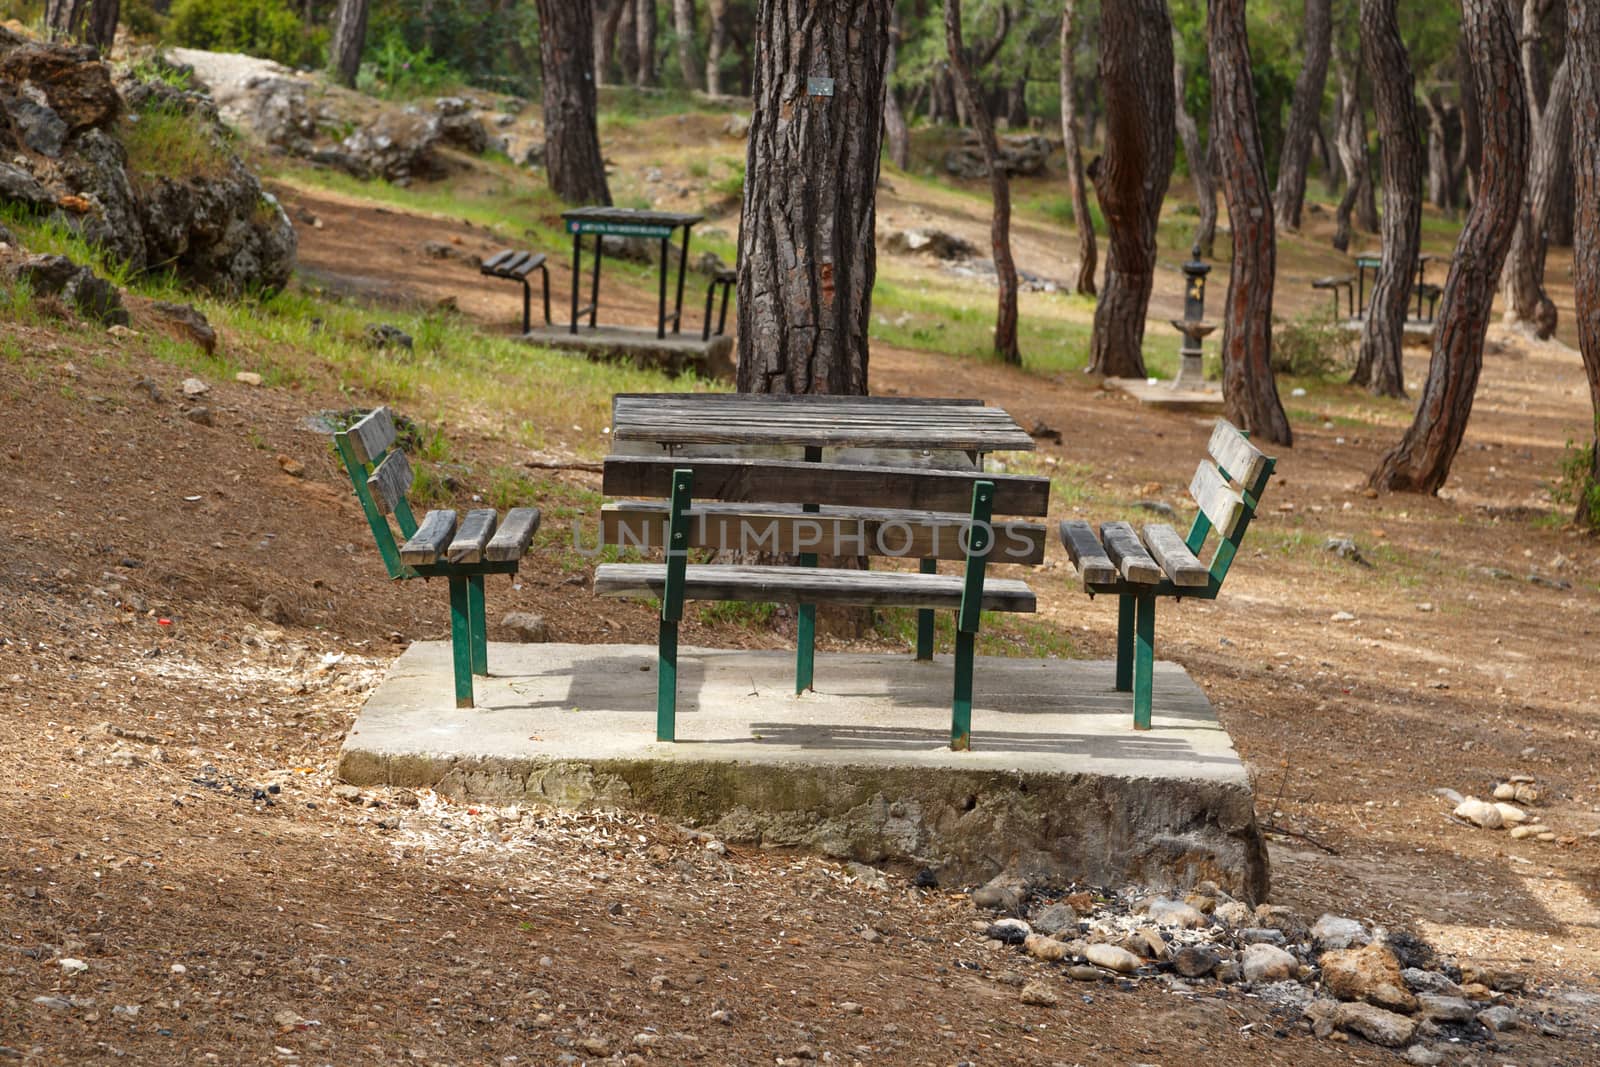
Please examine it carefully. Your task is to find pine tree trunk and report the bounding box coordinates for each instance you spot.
[635,0,657,87]
[1424,91,1454,212]
[946,0,1019,363]
[1353,0,1423,398]
[1318,121,1341,197]
[617,1,640,84]
[1369,0,1527,494]
[884,4,911,170]
[1272,0,1332,232]
[538,0,613,206]
[1547,154,1574,246]
[1060,0,1097,295]
[1501,56,1570,338]
[1457,33,1481,208]
[1566,0,1600,525]
[1331,47,1364,252]
[44,0,88,38]
[330,0,369,88]
[1209,0,1292,446]
[704,0,727,95]
[672,0,701,90]
[1087,0,1174,378]
[595,0,624,85]
[735,0,892,395]
[1173,53,1217,259]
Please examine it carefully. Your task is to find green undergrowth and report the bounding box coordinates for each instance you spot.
[121,105,235,186]
[875,607,1076,660]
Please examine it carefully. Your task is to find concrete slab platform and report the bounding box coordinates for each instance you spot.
[522,324,734,380]
[340,643,1268,900]
[1105,377,1226,412]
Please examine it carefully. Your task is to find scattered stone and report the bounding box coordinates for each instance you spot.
[1065,964,1101,981]
[1324,538,1372,566]
[1030,903,1078,937]
[1320,943,1417,1013]
[1084,943,1141,974]
[181,377,209,398]
[972,876,1022,912]
[151,301,217,354]
[1492,802,1528,825]
[366,323,414,351]
[32,996,73,1011]
[1123,927,1167,961]
[1493,782,1515,800]
[183,405,214,426]
[12,253,129,325]
[1214,960,1239,983]
[1402,969,1462,997]
[1241,943,1297,983]
[579,1036,610,1056]
[984,919,1031,945]
[1402,1045,1445,1066]
[838,1002,863,1015]
[883,228,977,261]
[502,612,550,643]
[1476,1005,1519,1033]
[1172,945,1217,979]
[235,371,263,386]
[1145,898,1207,929]
[1415,994,1473,1023]
[1018,979,1059,1007]
[1237,927,1287,945]
[1330,610,1358,622]
[275,454,305,478]
[1311,914,1368,951]
[1460,963,1525,992]
[333,784,362,803]
[1453,797,1503,828]
[58,958,88,975]
[1333,1002,1417,1047]
[1022,933,1069,961]
[1213,900,1252,927]
[1431,786,1464,805]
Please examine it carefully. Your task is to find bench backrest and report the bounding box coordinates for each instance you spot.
[332,407,420,580]
[601,456,1051,565]
[1184,419,1275,590]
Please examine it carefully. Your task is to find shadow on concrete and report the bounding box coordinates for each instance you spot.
[506,649,708,717]
[700,721,1240,763]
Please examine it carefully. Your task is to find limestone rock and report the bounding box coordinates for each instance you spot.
[502,613,550,643]
[884,228,977,261]
[1084,943,1141,974]
[1022,934,1068,962]
[1311,914,1368,951]
[13,253,128,326]
[1172,945,1218,978]
[151,302,216,354]
[1145,898,1208,928]
[1334,1002,1417,1047]
[1029,903,1078,937]
[1402,969,1462,997]
[1320,943,1417,1013]
[1453,797,1503,828]
[1241,943,1297,983]
[1402,1045,1446,1066]
[0,42,119,132]
[1492,802,1528,825]
[1476,1005,1518,1032]
[1214,900,1252,926]
[1018,979,1058,1007]
[1415,994,1473,1023]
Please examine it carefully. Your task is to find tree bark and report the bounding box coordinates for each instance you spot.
[1369,0,1527,493]
[1318,121,1341,196]
[1208,0,1292,446]
[329,0,369,88]
[704,0,728,95]
[1501,55,1571,337]
[1424,90,1454,212]
[635,0,658,87]
[83,0,117,51]
[946,0,1020,363]
[1352,0,1423,398]
[617,0,640,84]
[1060,0,1097,295]
[672,0,701,90]
[1273,0,1333,232]
[1087,0,1175,378]
[1566,0,1600,525]
[1174,52,1217,259]
[735,0,892,395]
[595,0,624,85]
[884,3,911,170]
[538,0,613,206]
[44,0,88,39]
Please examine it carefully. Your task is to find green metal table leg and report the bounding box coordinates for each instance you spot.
[657,618,678,742]
[915,558,936,660]
[448,576,474,708]
[467,573,488,676]
[951,629,975,750]
[1133,595,1155,730]
[795,445,821,695]
[1115,595,1134,693]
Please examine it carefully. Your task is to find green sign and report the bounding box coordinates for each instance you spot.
[567,220,674,238]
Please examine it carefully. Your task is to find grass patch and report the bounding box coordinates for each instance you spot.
[121,106,234,186]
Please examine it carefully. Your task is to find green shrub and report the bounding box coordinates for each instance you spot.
[168,0,324,69]
[121,105,232,185]
[358,31,463,98]
[1552,430,1600,528]
[1272,310,1350,378]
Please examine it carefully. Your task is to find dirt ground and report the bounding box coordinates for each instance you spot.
[4,149,1600,1064]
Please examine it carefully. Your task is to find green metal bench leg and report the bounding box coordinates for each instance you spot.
[467,573,488,676]
[915,559,936,661]
[657,618,678,742]
[796,603,815,693]
[1133,594,1155,730]
[448,576,474,708]
[1115,595,1135,692]
[951,629,975,751]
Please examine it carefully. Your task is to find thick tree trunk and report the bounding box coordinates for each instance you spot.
[1424,91,1454,212]
[538,0,613,206]
[672,0,701,90]
[704,0,728,95]
[1370,0,1527,493]
[946,0,1019,363]
[595,0,624,85]
[330,0,369,88]
[884,4,910,170]
[635,0,657,87]
[1547,155,1574,246]
[83,0,117,51]
[1352,0,1423,398]
[1566,0,1600,525]
[1174,53,1217,259]
[1209,0,1292,446]
[1273,0,1332,232]
[44,0,88,39]
[617,1,640,84]
[1501,56,1571,338]
[1060,0,1096,295]
[1332,45,1366,252]
[1087,0,1175,378]
[735,0,892,395]
[1318,121,1341,197]
[1457,34,1481,208]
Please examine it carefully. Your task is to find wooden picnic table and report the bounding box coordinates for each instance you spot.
[609,392,1037,461]
[1354,252,1436,320]
[562,207,703,340]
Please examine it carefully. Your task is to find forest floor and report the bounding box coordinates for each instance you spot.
[2,85,1600,1066]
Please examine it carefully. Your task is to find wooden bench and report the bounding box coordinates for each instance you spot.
[480,249,551,335]
[1310,274,1355,318]
[593,455,1051,749]
[701,268,735,340]
[1059,419,1274,730]
[332,407,542,708]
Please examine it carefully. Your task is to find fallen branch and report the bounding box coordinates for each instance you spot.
[523,457,604,473]
[1258,821,1340,855]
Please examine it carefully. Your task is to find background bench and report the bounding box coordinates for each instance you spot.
[333,407,541,708]
[594,454,1051,749]
[480,249,551,335]
[1059,419,1274,729]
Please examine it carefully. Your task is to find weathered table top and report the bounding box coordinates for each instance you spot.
[562,207,703,238]
[609,393,1036,453]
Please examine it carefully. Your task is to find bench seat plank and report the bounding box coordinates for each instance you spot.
[594,563,1036,612]
[484,507,541,562]
[1058,519,1118,586]
[1141,523,1209,587]
[399,509,457,565]
[447,508,499,564]
[1099,521,1161,584]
